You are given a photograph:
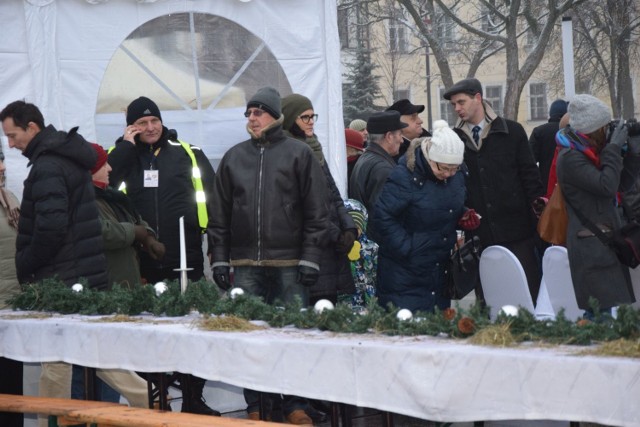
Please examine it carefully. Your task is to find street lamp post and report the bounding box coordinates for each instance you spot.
[425,42,433,131]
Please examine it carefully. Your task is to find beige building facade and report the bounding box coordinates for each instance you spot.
[339,1,638,135]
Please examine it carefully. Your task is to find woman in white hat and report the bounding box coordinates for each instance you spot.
[371,120,480,313]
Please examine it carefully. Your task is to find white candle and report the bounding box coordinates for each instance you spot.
[179,216,186,270]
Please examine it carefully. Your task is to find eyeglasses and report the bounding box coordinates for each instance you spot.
[244,109,266,118]
[298,114,318,124]
[435,162,460,174]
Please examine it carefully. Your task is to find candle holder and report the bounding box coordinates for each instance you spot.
[176,216,192,294]
[174,267,193,294]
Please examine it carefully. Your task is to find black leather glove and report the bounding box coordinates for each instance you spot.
[627,135,640,155]
[531,196,548,218]
[335,229,357,253]
[213,266,231,291]
[609,119,629,149]
[296,265,319,287]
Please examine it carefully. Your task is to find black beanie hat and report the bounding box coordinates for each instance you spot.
[126,96,162,125]
[247,87,281,119]
[281,94,314,131]
[549,99,569,121]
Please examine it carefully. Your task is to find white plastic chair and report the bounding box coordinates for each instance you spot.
[540,246,582,321]
[534,277,555,320]
[479,245,535,320]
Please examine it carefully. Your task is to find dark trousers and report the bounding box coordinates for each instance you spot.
[0,357,23,427]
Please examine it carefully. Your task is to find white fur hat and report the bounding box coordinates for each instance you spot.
[423,120,464,164]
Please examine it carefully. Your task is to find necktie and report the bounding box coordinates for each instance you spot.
[472,126,481,146]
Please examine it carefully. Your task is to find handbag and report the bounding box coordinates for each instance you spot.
[537,185,568,246]
[443,235,482,300]
[564,194,640,268]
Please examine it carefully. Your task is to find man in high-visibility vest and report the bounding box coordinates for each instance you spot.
[107,96,218,416]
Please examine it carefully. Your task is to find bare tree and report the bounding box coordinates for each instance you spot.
[570,0,640,118]
[396,0,586,120]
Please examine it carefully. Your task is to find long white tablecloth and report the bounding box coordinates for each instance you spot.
[1,310,638,426]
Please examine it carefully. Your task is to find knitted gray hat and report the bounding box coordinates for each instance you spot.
[568,94,611,134]
[348,119,367,132]
[247,87,281,119]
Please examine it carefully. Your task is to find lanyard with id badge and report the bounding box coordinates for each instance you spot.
[144,147,161,188]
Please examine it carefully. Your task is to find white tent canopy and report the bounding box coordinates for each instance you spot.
[0,0,346,199]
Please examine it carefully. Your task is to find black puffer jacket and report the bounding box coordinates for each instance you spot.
[452,102,544,246]
[16,125,107,289]
[209,118,329,268]
[107,127,215,274]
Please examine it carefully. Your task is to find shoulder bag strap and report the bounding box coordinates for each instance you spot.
[562,188,612,245]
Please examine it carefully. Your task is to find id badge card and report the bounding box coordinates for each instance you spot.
[144,170,159,188]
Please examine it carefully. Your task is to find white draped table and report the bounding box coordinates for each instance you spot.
[1,310,638,426]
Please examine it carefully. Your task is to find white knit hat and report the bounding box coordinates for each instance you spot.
[569,94,612,134]
[422,120,464,164]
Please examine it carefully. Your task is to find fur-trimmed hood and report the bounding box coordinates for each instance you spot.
[404,137,423,172]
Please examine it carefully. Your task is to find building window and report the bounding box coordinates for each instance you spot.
[389,15,408,53]
[338,7,358,49]
[484,85,503,117]
[435,12,454,46]
[481,7,500,34]
[393,88,410,102]
[525,29,537,50]
[439,87,457,126]
[530,83,547,121]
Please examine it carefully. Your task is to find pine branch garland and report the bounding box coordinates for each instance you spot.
[5,279,640,351]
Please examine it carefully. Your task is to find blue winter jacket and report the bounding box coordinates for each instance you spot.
[372,143,466,313]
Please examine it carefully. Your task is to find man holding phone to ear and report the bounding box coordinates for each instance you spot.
[107,96,218,416]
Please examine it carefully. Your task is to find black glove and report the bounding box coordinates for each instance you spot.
[627,135,640,155]
[609,119,629,149]
[213,266,231,291]
[335,229,357,253]
[531,196,548,218]
[296,265,319,287]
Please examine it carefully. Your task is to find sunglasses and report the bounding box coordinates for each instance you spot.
[298,114,318,124]
[244,109,266,118]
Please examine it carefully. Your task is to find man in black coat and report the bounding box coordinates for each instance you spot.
[107,96,219,416]
[348,111,407,240]
[443,78,546,302]
[108,96,215,284]
[0,100,107,289]
[209,87,329,425]
[1,100,108,427]
[530,99,568,192]
[386,98,431,160]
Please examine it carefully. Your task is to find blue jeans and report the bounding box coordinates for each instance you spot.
[235,266,309,416]
[234,266,308,305]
